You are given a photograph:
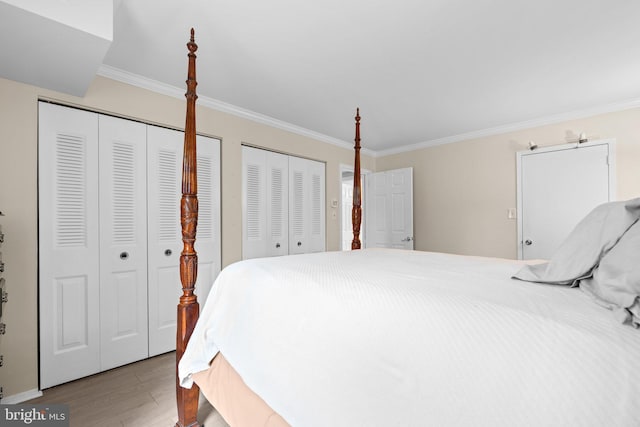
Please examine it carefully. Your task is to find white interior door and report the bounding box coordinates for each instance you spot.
[147,128,220,356]
[193,134,221,303]
[98,115,149,370]
[365,167,414,249]
[39,102,101,388]
[518,141,614,260]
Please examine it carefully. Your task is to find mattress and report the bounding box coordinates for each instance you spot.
[179,248,640,426]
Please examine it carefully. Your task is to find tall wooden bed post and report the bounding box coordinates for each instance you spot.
[351,108,362,250]
[173,32,364,422]
[176,28,201,427]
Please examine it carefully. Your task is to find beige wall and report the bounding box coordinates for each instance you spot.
[3,72,640,400]
[377,108,640,259]
[0,75,373,399]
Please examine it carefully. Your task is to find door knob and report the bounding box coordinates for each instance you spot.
[119,251,129,260]
[275,243,280,248]
[164,249,172,256]
[524,240,532,246]
[297,241,302,247]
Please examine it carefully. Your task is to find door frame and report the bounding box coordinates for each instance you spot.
[516,139,616,260]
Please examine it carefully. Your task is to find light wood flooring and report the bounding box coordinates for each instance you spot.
[27,352,230,427]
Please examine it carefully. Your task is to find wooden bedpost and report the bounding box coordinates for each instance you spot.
[351,108,362,250]
[176,28,201,427]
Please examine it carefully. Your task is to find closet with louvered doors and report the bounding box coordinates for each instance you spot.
[38,102,220,388]
[242,146,325,260]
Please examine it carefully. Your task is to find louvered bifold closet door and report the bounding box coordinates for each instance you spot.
[38,102,101,388]
[242,146,288,259]
[288,156,308,255]
[288,156,326,255]
[147,128,221,356]
[242,146,268,259]
[147,126,182,356]
[192,134,221,302]
[98,115,149,370]
[306,158,326,253]
[266,151,289,257]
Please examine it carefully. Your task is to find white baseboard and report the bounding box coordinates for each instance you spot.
[1,389,43,404]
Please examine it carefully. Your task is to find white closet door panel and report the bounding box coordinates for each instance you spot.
[98,115,149,370]
[147,130,221,356]
[193,134,221,303]
[288,156,309,255]
[242,146,268,259]
[266,151,289,257]
[38,102,101,388]
[147,126,182,356]
[307,159,326,253]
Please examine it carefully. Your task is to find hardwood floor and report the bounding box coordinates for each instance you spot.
[27,352,230,427]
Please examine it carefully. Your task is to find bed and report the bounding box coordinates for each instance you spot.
[174,31,640,427]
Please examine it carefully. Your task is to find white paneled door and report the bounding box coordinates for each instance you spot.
[518,141,614,260]
[365,168,414,249]
[98,115,149,371]
[39,102,101,388]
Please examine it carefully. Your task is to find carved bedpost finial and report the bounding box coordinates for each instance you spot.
[188,28,197,53]
[351,108,362,250]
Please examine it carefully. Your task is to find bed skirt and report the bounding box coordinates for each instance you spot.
[193,353,290,427]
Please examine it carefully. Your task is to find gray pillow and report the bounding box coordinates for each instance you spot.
[580,220,640,327]
[512,198,640,285]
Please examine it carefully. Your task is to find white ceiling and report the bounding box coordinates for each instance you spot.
[0,0,112,97]
[4,0,640,154]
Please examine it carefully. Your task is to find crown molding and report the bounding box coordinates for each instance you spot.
[374,97,640,157]
[97,65,376,156]
[97,65,640,159]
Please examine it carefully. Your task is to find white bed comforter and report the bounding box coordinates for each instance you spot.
[179,249,640,426]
